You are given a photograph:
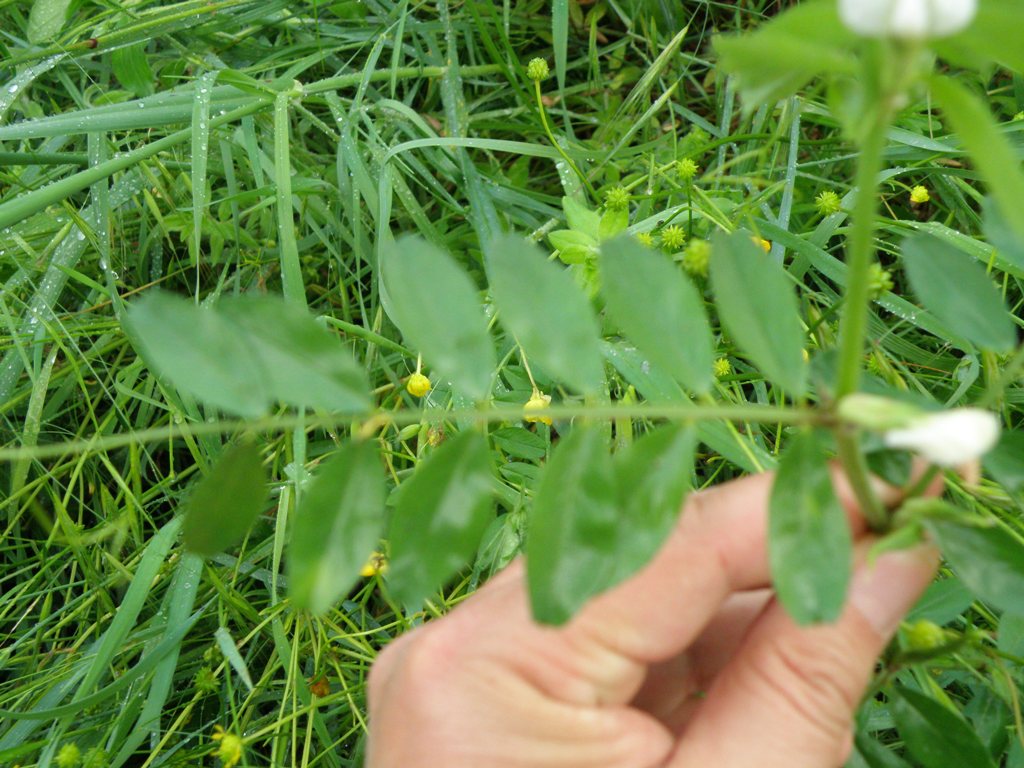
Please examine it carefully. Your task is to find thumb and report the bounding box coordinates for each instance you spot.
[669,543,939,768]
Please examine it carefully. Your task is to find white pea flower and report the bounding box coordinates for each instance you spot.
[883,407,1000,467]
[838,0,977,39]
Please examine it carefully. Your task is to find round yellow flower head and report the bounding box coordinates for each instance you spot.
[636,232,654,247]
[56,744,81,768]
[815,190,842,216]
[660,224,686,251]
[713,357,732,378]
[524,390,552,425]
[212,726,244,768]
[526,58,549,82]
[910,185,930,204]
[360,551,388,577]
[406,372,431,398]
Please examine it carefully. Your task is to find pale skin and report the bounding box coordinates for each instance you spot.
[366,467,942,767]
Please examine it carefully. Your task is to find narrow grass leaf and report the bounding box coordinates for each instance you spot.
[381,235,495,401]
[527,426,616,625]
[902,234,1015,352]
[486,233,604,393]
[274,91,306,308]
[925,516,1024,614]
[288,441,385,614]
[710,230,807,395]
[214,627,255,692]
[387,431,493,607]
[552,0,568,91]
[190,71,218,267]
[603,425,695,591]
[183,441,268,557]
[892,686,997,768]
[128,292,370,417]
[769,430,852,624]
[931,74,1024,243]
[600,236,713,394]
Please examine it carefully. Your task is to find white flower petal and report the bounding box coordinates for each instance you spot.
[837,0,977,38]
[927,0,978,36]
[883,408,1000,467]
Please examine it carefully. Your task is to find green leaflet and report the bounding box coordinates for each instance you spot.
[183,440,269,557]
[769,430,852,624]
[288,441,386,614]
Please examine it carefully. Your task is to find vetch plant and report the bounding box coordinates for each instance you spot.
[4,1,1024,764]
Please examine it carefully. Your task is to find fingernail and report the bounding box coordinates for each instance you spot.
[849,546,939,636]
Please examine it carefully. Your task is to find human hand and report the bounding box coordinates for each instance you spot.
[365,469,940,767]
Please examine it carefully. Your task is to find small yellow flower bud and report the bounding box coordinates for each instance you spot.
[360,551,388,577]
[713,358,732,378]
[526,58,550,82]
[815,190,842,216]
[636,232,654,247]
[753,236,771,253]
[910,185,930,204]
[212,726,244,768]
[524,390,552,425]
[406,372,431,397]
[660,224,686,251]
[675,158,699,181]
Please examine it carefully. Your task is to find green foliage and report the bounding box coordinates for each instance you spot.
[381,235,495,401]
[769,430,852,624]
[600,236,713,394]
[709,231,807,395]
[128,292,370,417]
[183,440,269,556]
[288,441,385,613]
[902,234,1016,352]
[526,426,617,625]
[387,431,494,608]
[485,233,605,394]
[891,686,997,768]
[926,516,1024,615]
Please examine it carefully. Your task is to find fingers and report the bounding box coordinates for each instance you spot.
[631,589,772,727]
[367,610,674,768]
[667,542,939,768]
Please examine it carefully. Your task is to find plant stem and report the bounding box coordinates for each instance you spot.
[835,116,889,398]
[0,402,820,462]
[833,102,895,529]
[532,80,596,198]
